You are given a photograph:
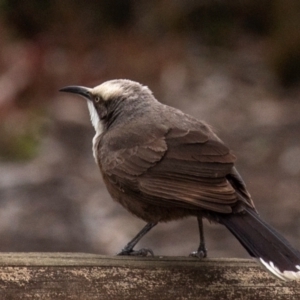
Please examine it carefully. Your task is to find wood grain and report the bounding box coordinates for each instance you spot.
[0,253,299,299]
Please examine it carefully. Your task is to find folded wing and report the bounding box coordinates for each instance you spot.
[101,125,243,214]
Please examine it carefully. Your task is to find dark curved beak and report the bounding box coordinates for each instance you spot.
[59,85,92,101]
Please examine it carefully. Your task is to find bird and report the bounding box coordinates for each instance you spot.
[60,79,300,281]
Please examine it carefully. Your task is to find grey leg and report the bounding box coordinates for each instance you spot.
[189,217,207,258]
[117,222,157,256]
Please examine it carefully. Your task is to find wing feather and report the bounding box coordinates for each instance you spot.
[100,123,240,213]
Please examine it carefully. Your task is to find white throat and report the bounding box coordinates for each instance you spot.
[87,101,103,160]
[87,101,102,134]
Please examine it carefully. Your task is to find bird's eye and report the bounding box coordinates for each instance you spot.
[95,96,101,103]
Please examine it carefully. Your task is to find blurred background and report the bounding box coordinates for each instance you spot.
[0,0,300,259]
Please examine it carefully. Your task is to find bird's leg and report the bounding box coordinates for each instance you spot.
[117,222,157,256]
[189,216,207,258]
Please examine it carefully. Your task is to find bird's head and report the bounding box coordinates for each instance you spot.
[60,79,153,134]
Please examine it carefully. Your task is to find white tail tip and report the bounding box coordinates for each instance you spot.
[258,258,300,281]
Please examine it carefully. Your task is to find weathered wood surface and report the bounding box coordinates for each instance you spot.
[0,253,298,300]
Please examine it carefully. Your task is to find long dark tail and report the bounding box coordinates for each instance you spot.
[216,207,300,281]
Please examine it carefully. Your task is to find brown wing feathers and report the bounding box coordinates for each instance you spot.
[138,129,237,212]
[102,125,239,213]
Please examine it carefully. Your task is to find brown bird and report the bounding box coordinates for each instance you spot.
[60,79,300,281]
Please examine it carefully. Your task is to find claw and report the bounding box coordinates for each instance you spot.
[117,248,154,257]
[189,250,207,259]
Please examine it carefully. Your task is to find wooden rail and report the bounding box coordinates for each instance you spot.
[0,253,299,299]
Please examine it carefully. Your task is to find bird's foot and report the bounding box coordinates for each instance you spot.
[189,250,207,259]
[117,248,154,257]
[189,245,207,259]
